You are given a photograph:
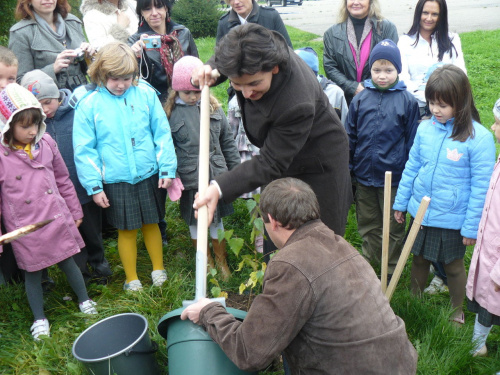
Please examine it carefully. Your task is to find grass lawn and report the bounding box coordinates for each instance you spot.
[1,27,500,374]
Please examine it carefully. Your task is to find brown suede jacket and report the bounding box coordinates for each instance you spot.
[199,220,418,374]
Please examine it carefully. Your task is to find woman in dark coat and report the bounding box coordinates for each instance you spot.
[217,0,292,47]
[194,23,352,237]
[323,0,398,104]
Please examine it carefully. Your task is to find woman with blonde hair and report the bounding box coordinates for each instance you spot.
[323,0,398,104]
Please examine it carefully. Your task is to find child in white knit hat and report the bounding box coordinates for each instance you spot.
[0,83,97,341]
[163,55,240,281]
[21,69,113,285]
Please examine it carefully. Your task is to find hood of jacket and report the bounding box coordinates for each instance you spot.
[0,84,47,147]
[364,78,407,91]
[51,89,73,119]
[80,0,132,15]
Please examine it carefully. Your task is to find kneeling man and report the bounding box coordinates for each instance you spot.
[182,177,417,374]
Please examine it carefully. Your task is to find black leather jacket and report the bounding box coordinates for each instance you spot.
[323,17,398,104]
[216,0,292,47]
[128,21,198,102]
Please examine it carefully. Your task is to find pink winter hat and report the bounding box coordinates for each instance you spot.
[172,56,203,92]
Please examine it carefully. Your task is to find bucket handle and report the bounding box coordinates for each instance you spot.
[124,341,158,356]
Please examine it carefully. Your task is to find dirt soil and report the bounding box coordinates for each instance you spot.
[225,291,256,312]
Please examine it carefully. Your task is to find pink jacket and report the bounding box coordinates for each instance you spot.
[0,134,84,271]
[466,157,500,316]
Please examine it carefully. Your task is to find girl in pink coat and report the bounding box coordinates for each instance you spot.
[466,98,500,358]
[0,83,97,341]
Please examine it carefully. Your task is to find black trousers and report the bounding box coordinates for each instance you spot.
[73,201,112,282]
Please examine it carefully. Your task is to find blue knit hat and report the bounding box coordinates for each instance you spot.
[369,39,402,74]
[295,47,319,75]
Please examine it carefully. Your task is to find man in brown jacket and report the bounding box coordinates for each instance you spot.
[182,178,418,374]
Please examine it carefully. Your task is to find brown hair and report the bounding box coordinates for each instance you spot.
[425,64,479,142]
[15,0,71,21]
[0,46,18,67]
[260,178,320,230]
[163,89,220,118]
[215,23,289,78]
[3,108,43,149]
[87,42,139,87]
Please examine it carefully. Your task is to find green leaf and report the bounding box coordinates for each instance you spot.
[224,229,234,242]
[253,217,264,233]
[211,286,221,298]
[239,283,247,295]
[209,268,217,277]
[228,237,244,257]
[255,270,265,282]
[245,199,257,213]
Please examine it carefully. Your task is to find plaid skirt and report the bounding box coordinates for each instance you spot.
[410,219,466,264]
[180,189,234,226]
[103,174,166,230]
[467,298,500,327]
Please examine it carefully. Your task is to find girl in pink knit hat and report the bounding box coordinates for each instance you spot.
[164,56,240,280]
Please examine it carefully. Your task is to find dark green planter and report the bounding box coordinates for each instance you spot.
[72,313,160,375]
[158,307,257,375]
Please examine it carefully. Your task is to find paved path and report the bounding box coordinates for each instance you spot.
[273,0,500,37]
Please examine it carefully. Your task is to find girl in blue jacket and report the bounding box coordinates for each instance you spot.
[73,42,177,291]
[393,65,495,324]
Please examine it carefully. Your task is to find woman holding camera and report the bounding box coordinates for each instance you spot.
[9,0,95,91]
[128,0,198,102]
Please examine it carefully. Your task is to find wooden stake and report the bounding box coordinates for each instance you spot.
[385,196,430,302]
[381,171,392,293]
[194,70,220,302]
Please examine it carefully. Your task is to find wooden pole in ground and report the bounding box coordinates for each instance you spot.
[381,171,392,293]
[385,196,431,302]
[192,70,219,303]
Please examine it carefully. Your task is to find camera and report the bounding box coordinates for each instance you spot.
[73,48,85,63]
[143,35,162,50]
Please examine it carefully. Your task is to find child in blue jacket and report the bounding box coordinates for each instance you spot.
[72,42,177,291]
[394,65,495,324]
[346,39,420,279]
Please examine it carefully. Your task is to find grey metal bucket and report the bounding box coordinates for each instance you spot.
[72,313,160,375]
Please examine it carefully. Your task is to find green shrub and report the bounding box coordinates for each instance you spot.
[171,0,223,38]
[0,0,17,46]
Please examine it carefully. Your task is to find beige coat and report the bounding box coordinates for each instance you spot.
[200,220,417,374]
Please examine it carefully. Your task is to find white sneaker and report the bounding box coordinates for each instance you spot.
[424,275,449,295]
[124,279,143,291]
[31,319,50,341]
[79,299,98,315]
[151,270,167,287]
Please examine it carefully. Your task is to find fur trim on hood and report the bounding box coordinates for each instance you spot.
[80,0,131,15]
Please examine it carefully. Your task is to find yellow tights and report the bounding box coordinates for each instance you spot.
[118,223,164,283]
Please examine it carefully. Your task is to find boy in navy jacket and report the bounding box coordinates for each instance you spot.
[346,40,420,279]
